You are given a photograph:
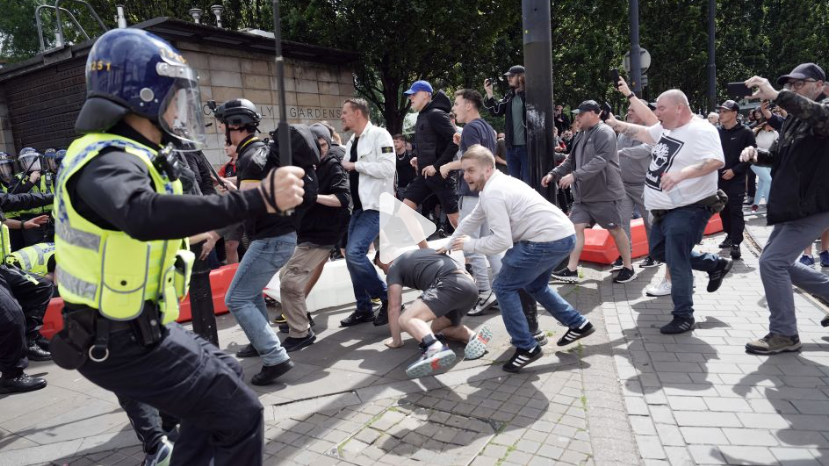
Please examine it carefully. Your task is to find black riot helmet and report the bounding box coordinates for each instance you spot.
[209,98,261,145]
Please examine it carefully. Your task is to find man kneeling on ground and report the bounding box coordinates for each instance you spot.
[374,248,492,378]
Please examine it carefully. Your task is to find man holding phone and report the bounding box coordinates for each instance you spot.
[716,99,756,259]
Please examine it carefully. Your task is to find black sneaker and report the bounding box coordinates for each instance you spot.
[340,311,375,327]
[822,316,829,327]
[730,245,741,260]
[552,268,579,284]
[707,258,733,292]
[502,345,543,373]
[718,236,732,249]
[610,256,624,270]
[235,343,259,358]
[373,301,389,326]
[557,321,595,346]
[26,343,52,362]
[251,359,294,386]
[660,316,695,334]
[283,330,316,353]
[639,256,661,268]
[613,267,636,283]
[0,372,47,394]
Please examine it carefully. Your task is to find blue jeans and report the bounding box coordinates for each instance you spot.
[225,233,296,366]
[506,145,531,186]
[649,205,721,319]
[492,237,586,351]
[750,165,771,206]
[346,209,387,313]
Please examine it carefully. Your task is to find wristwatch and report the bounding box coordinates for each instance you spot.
[626,92,636,100]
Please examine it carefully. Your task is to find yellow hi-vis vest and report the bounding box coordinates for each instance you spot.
[0,224,10,263]
[6,242,54,276]
[55,133,194,324]
[19,174,54,216]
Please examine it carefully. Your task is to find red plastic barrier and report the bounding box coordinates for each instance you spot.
[578,214,723,265]
[41,263,240,339]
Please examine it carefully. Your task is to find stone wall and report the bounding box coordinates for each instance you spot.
[176,41,356,166]
[0,90,13,154]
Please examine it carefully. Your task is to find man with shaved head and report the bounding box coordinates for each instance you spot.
[605,88,733,335]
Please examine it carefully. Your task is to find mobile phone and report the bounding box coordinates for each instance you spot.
[726,82,749,99]
[610,69,620,87]
[601,102,612,120]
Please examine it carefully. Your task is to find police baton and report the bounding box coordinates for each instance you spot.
[272,0,292,169]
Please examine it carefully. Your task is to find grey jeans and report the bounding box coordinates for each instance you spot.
[459,195,503,294]
[619,183,652,247]
[760,212,829,336]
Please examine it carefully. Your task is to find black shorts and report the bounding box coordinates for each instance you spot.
[419,272,478,326]
[404,174,459,215]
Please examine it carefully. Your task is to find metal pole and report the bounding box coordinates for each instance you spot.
[272,0,292,168]
[707,0,717,111]
[521,0,554,195]
[629,0,642,97]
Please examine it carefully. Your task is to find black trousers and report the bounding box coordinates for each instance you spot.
[719,182,746,245]
[118,396,181,454]
[78,324,264,465]
[0,265,52,342]
[0,272,27,376]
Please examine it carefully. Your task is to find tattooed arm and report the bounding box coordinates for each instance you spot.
[605,118,657,145]
[659,158,724,191]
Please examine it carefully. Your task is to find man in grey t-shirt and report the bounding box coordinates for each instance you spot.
[374,249,491,378]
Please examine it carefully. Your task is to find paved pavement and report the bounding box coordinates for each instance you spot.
[0,214,827,466]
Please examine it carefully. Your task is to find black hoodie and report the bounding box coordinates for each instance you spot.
[298,147,350,246]
[413,91,459,170]
[718,121,755,186]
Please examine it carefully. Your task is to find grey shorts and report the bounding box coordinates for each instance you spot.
[570,200,622,229]
[217,222,245,242]
[419,272,478,326]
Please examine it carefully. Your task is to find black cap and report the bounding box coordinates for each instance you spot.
[647,102,657,111]
[719,100,740,112]
[577,100,601,113]
[776,63,826,86]
[504,65,525,76]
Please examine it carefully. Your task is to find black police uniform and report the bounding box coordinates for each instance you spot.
[0,191,54,389]
[60,123,269,465]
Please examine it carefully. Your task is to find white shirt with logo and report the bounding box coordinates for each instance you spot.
[643,119,724,210]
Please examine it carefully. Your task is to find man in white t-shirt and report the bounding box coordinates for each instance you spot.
[606,89,733,334]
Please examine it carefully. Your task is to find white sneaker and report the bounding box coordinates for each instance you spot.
[143,436,173,466]
[645,278,672,297]
[467,291,497,316]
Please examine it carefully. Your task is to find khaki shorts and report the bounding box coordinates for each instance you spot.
[569,201,622,229]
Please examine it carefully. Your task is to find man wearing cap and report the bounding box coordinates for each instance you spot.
[402,80,460,240]
[544,100,636,284]
[717,100,756,260]
[484,66,531,185]
[739,63,828,355]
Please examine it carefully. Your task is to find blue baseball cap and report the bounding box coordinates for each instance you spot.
[404,80,433,96]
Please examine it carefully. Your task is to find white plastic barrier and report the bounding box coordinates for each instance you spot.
[263,239,466,309]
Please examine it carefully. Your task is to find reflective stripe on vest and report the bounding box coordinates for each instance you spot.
[55,133,190,324]
[6,242,54,275]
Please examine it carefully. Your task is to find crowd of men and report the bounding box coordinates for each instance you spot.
[0,25,827,466]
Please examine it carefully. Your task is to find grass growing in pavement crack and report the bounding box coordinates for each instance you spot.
[580,395,588,411]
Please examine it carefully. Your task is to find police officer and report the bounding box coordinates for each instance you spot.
[0,152,14,191]
[12,147,54,245]
[6,242,55,279]
[50,28,305,465]
[0,189,54,393]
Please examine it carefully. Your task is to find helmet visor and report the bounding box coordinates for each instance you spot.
[18,154,42,173]
[157,63,206,149]
[46,157,59,172]
[0,161,13,181]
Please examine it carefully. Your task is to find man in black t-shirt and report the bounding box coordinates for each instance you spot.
[374,249,492,378]
[393,134,416,200]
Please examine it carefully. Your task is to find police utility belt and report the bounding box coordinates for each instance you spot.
[50,302,166,370]
[651,189,728,221]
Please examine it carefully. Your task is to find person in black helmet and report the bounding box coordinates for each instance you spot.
[49,28,307,466]
[216,98,319,385]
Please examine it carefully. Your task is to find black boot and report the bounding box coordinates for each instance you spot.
[0,372,47,394]
[251,359,294,386]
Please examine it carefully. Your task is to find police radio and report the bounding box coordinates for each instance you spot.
[154,144,184,181]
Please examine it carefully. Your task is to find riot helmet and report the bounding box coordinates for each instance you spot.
[209,98,261,145]
[74,29,205,149]
[18,147,43,173]
[0,152,14,184]
[43,148,60,173]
